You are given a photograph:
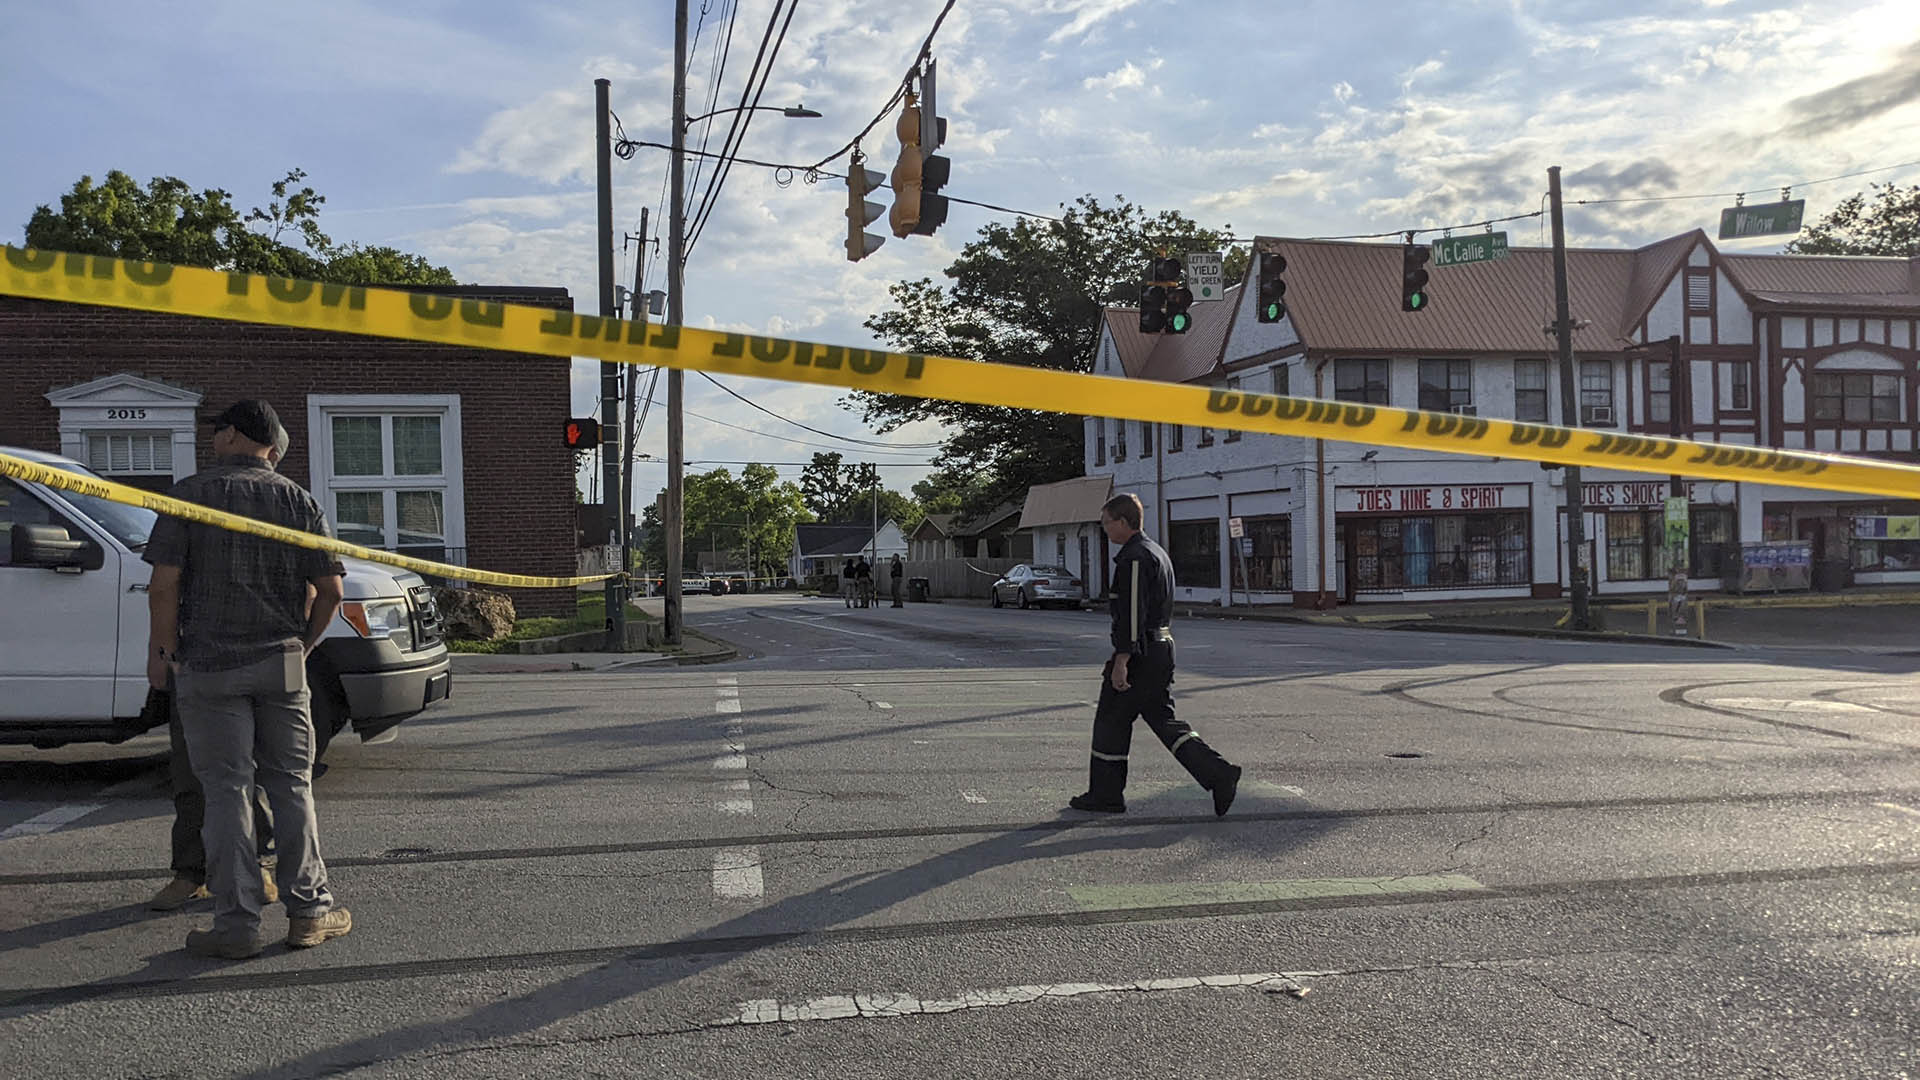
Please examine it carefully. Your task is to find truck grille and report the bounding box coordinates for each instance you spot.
[408,585,444,649]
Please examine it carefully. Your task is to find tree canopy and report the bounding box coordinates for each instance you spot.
[23,168,458,285]
[850,195,1243,518]
[1785,183,1920,257]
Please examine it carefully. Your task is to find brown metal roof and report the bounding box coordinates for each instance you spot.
[1619,231,1701,337]
[1720,252,1915,294]
[1019,475,1112,529]
[1099,286,1239,384]
[1251,238,1635,354]
[1743,290,1920,311]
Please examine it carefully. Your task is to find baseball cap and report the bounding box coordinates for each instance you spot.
[209,399,286,450]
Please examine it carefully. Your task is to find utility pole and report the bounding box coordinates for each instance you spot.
[664,0,688,646]
[620,207,649,606]
[594,77,625,652]
[1549,165,1592,631]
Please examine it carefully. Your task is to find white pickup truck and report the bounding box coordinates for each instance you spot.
[0,446,452,754]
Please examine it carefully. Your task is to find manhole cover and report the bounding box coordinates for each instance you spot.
[1385,752,1424,759]
[381,847,434,858]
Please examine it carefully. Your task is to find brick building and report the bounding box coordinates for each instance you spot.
[0,286,579,616]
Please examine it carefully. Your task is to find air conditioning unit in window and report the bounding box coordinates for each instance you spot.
[1449,405,1478,416]
[1583,405,1614,425]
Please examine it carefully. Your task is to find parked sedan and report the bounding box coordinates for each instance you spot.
[989,564,1088,609]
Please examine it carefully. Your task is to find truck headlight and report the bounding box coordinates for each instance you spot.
[341,599,413,651]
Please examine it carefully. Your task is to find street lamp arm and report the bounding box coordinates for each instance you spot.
[683,103,822,128]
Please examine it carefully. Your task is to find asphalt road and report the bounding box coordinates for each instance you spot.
[3,593,1917,1079]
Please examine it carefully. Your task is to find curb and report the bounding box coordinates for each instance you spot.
[670,628,741,666]
[1390,622,1733,649]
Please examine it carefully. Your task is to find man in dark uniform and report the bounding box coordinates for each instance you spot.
[1070,493,1241,816]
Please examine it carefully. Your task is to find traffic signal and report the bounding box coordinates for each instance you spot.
[1401,244,1431,312]
[1257,253,1288,323]
[911,59,950,238]
[845,152,885,262]
[888,94,925,238]
[1166,283,1193,334]
[564,417,600,450]
[1138,257,1186,334]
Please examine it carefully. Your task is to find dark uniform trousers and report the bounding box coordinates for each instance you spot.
[1087,636,1234,801]
[167,689,275,883]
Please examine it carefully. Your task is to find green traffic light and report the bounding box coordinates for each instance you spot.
[1263,302,1282,321]
[1169,312,1191,333]
[1409,292,1426,310]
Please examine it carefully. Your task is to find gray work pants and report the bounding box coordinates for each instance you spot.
[177,643,334,935]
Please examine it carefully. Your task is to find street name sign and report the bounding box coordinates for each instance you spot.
[1431,232,1509,268]
[1187,252,1225,299]
[1718,200,1804,240]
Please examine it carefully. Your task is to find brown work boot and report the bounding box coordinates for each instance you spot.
[149,876,210,911]
[260,861,280,906]
[287,907,352,948]
[184,928,266,960]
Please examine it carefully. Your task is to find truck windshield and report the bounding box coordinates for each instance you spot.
[44,464,159,551]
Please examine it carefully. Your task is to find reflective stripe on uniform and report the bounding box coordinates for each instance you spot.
[1169,732,1196,753]
[1091,750,1129,762]
[1130,559,1141,649]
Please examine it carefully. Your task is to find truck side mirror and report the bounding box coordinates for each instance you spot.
[11,523,91,571]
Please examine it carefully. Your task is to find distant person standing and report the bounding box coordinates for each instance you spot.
[889,554,905,608]
[1069,493,1241,816]
[145,400,352,958]
[842,558,857,608]
[855,556,875,608]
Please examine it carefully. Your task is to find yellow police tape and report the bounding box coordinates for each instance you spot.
[6,246,1920,501]
[0,450,617,589]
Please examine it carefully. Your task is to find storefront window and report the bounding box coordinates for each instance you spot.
[1848,505,1920,571]
[1168,520,1220,588]
[1690,508,1737,579]
[1229,516,1291,592]
[1606,509,1670,581]
[1349,511,1528,592]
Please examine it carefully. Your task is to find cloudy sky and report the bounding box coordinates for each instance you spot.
[7,0,1920,499]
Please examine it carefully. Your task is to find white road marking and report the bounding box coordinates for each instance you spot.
[716,676,738,685]
[1278,784,1307,797]
[716,686,739,698]
[714,754,748,770]
[757,612,896,640]
[1,803,106,840]
[873,702,894,710]
[1706,698,1876,714]
[711,848,765,899]
[960,790,987,804]
[724,972,1303,1026]
[716,699,742,714]
[1876,802,1920,820]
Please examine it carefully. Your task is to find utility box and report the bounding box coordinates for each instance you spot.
[1722,541,1812,594]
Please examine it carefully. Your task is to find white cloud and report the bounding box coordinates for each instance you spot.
[1082,58,1162,98]
[1332,80,1357,104]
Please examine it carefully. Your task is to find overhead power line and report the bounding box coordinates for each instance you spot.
[686,0,799,259]
[697,370,946,448]
[803,0,959,172]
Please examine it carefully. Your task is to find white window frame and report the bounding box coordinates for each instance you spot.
[307,394,466,561]
[46,373,203,483]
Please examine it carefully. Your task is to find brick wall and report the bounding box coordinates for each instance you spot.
[0,292,579,617]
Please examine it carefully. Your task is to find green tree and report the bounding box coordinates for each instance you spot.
[797,452,915,527]
[23,168,457,285]
[912,466,992,518]
[639,465,812,581]
[1786,183,1920,257]
[852,195,1244,517]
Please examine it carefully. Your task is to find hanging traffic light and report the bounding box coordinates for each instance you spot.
[911,59,950,238]
[888,94,925,238]
[1401,243,1431,313]
[1138,257,1186,335]
[1166,283,1194,334]
[845,152,885,262]
[1257,252,1288,323]
[564,417,600,450]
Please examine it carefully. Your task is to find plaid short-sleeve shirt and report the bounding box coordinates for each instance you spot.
[144,455,346,672]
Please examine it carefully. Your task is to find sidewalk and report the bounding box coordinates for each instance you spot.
[449,628,740,672]
[1176,585,1920,651]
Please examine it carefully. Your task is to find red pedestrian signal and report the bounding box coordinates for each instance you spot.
[565,418,600,450]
